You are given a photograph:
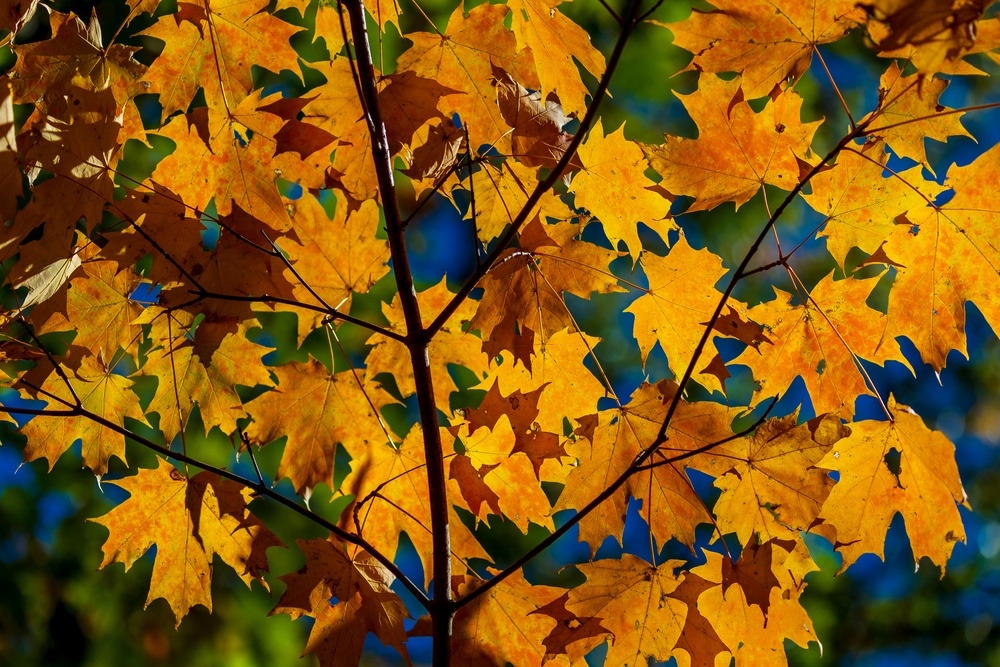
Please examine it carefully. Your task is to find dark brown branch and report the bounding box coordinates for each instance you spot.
[341,1,453,663]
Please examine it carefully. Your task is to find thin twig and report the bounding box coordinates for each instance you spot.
[0,400,429,608]
[636,397,779,471]
[189,290,405,342]
[597,0,624,25]
[426,0,642,339]
[813,45,855,130]
[240,429,267,487]
[859,100,1000,136]
[637,0,666,22]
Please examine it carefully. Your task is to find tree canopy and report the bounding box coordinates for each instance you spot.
[2,0,1000,665]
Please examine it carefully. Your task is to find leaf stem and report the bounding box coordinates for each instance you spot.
[813,45,855,130]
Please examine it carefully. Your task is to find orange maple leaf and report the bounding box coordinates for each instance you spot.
[272,538,410,665]
[643,75,820,212]
[664,0,865,99]
[817,394,968,571]
[89,459,283,626]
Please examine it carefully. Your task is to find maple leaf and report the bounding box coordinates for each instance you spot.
[279,193,389,333]
[493,65,582,174]
[401,116,466,184]
[17,349,144,477]
[862,62,973,173]
[140,0,300,117]
[643,75,821,212]
[89,459,283,626]
[566,555,688,667]
[140,307,273,440]
[624,234,737,393]
[816,394,968,571]
[704,412,850,545]
[379,71,461,154]
[483,328,608,435]
[861,0,995,73]
[9,10,147,140]
[144,202,298,322]
[668,571,730,667]
[735,273,909,416]
[869,141,1000,369]
[469,219,624,365]
[6,1,999,664]
[664,0,865,100]
[9,253,81,313]
[557,380,737,554]
[505,0,605,116]
[245,355,390,497]
[569,119,675,262]
[461,158,570,244]
[395,2,536,157]
[690,544,821,666]
[465,382,565,479]
[254,93,337,162]
[16,80,122,241]
[804,139,945,265]
[100,183,206,286]
[29,256,145,358]
[152,103,293,232]
[1,0,37,33]
[529,593,611,664]
[296,58,379,202]
[447,418,553,532]
[272,538,409,665]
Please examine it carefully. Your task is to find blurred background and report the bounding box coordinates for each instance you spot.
[2,0,999,665]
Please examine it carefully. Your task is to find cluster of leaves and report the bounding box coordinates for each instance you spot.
[1,0,999,664]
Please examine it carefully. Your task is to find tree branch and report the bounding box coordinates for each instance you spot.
[340,1,453,663]
[0,401,429,609]
[456,112,870,612]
